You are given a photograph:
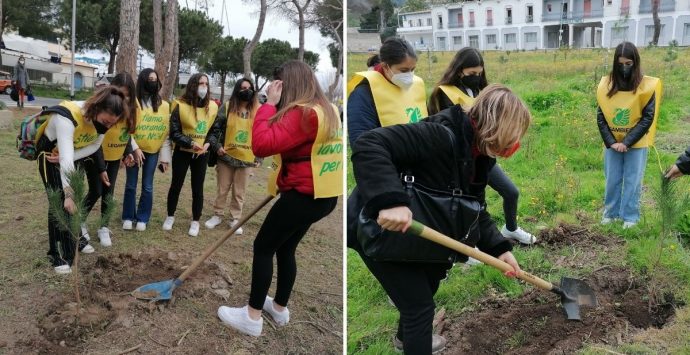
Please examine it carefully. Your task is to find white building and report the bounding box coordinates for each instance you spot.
[397,0,690,50]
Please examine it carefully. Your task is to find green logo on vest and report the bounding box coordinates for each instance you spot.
[235,130,249,143]
[406,107,422,123]
[119,127,129,142]
[612,108,630,126]
[196,121,207,134]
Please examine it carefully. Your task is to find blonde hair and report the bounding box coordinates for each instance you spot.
[269,60,339,140]
[468,84,531,157]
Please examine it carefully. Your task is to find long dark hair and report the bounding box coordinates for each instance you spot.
[179,73,210,117]
[607,41,642,98]
[82,86,128,125]
[428,47,488,114]
[226,78,259,116]
[110,73,138,133]
[136,68,162,113]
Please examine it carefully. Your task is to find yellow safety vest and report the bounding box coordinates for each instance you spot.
[133,100,171,154]
[35,100,100,150]
[172,99,218,153]
[268,104,344,198]
[438,85,475,107]
[347,71,427,127]
[224,105,257,163]
[596,75,662,148]
[101,117,130,161]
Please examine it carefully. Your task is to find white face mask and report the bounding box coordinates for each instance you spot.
[390,71,414,90]
[197,87,208,99]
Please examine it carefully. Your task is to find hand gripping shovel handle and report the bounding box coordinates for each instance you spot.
[408,220,555,292]
[176,195,274,283]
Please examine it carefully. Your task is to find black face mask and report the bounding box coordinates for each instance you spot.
[461,75,482,90]
[238,89,254,102]
[619,65,633,80]
[93,120,110,134]
[144,81,159,94]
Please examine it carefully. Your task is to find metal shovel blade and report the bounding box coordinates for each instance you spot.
[131,279,182,301]
[558,277,598,320]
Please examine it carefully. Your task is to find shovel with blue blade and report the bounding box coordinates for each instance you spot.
[132,196,274,301]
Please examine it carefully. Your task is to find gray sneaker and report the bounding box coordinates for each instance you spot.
[393,334,447,353]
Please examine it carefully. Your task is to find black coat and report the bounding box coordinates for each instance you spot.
[675,146,690,174]
[348,105,512,259]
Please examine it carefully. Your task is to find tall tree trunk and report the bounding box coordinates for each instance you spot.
[153,0,163,74]
[243,0,267,79]
[219,73,226,102]
[107,35,119,74]
[291,0,311,62]
[379,7,385,34]
[160,0,179,100]
[117,0,142,78]
[651,0,660,45]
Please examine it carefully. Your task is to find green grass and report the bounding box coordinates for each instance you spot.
[29,84,94,100]
[347,47,690,354]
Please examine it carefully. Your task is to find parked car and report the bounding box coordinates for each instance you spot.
[0,71,13,95]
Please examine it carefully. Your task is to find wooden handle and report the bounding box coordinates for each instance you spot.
[177,195,274,282]
[408,220,554,291]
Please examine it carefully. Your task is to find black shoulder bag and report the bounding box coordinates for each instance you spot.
[356,126,482,263]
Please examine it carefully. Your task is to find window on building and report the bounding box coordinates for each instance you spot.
[438,15,444,29]
[458,13,464,27]
[427,18,432,26]
[469,11,475,27]
[409,20,413,27]
[417,19,422,27]
[487,9,493,26]
[620,0,630,15]
[527,5,534,22]
[453,36,463,45]
[506,8,512,24]
[611,26,628,43]
[684,23,690,45]
[547,4,552,12]
[644,24,665,44]
[487,34,497,45]
[469,35,479,48]
[438,36,446,49]
[420,37,425,44]
[525,32,537,43]
[505,33,517,43]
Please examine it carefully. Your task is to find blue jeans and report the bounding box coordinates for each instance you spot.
[603,147,648,223]
[122,152,159,224]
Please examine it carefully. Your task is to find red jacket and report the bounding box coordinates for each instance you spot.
[252,104,318,195]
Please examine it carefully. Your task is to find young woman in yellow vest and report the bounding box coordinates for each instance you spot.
[122,68,171,232]
[427,47,536,249]
[164,73,218,237]
[80,73,139,247]
[36,87,129,273]
[597,41,661,228]
[204,78,260,233]
[217,60,342,337]
[346,37,427,147]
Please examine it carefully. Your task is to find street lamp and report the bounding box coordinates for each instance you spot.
[70,0,76,99]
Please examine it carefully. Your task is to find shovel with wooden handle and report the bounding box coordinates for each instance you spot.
[408,220,598,320]
[132,195,274,301]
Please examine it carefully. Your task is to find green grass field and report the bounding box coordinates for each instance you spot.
[346,47,690,354]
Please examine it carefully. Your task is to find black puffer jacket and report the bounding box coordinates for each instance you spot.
[348,104,512,259]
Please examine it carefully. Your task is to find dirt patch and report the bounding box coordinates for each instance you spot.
[443,266,676,354]
[537,223,622,248]
[35,251,239,353]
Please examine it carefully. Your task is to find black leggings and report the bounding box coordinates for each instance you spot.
[359,252,450,355]
[248,190,337,310]
[82,158,120,226]
[167,149,209,220]
[38,154,88,266]
[487,165,520,231]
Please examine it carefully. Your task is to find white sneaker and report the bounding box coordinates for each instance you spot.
[230,219,243,235]
[205,215,222,229]
[54,265,72,274]
[80,224,90,241]
[217,305,263,336]
[80,244,95,254]
[135,222,146,231]
[98,227,112,247]
[162,216,175,231]
[623,221,637,229]
[189,221,200,237]
[262,296,290,326]
[122,220,133,230]
[466,247,483,266]
[501,225,537,244]
[601,217,614,225]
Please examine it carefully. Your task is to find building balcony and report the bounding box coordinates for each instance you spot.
[487,19,493,26]
[526,14,534,23]
[620,5,630,15]
[639,0,675,13]
[449,21,464,29]
[506,17,512,24]
[397,25,433,33]
[542,9,603,23]
[469,20,475,27]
